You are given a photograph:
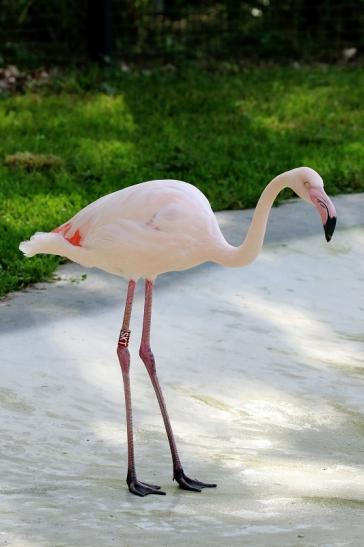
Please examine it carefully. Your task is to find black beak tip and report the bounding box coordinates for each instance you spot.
[324,216,336,242]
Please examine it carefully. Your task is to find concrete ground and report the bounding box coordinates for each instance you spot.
[1,194,364,547]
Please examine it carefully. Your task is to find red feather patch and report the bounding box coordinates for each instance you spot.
[53,223,82,247]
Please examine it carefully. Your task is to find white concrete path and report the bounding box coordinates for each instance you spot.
[1,194,364,547]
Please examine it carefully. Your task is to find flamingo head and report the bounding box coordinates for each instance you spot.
[289,167,337,242]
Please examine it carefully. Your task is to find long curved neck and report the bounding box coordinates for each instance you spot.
[218,173,288,267]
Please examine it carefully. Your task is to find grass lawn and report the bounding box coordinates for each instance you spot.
[1,64,364,297]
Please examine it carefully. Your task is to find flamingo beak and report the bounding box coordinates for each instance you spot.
[308,188,337,242]
[323,215,337,242]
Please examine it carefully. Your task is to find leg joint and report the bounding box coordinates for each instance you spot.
[139,345,156,374]
[117,344,130,373]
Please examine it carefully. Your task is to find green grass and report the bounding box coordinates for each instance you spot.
[1,65,364,297]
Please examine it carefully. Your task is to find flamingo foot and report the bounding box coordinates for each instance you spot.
[127,472,166,496]
[174,467,217,492]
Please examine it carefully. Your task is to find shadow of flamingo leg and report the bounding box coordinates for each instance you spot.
[117,279,165,497]
[139,279,217,493]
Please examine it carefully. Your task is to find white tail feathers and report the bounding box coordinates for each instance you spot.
[19,232,73,258]
[19,231,93,270]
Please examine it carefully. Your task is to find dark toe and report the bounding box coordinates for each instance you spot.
[139,481,161,490]
[128,479,166,496]
[178,476,201,492]
[174,468,216,492]
[185,478,217,489]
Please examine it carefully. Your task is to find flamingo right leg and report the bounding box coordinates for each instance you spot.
[117,280,165,497]
[139,279,217,493]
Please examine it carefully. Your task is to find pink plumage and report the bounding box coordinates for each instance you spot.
[20,179,227,279]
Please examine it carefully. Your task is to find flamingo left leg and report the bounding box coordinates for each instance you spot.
[139,279,217,493]
[117,280,165,497]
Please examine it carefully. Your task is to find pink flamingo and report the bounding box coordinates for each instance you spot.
[19,166,336,496]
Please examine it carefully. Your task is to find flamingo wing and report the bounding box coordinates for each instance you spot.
[53,180,219,250]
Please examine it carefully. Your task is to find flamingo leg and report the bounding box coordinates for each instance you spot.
[117,280,165,497]
[139,279,217,493]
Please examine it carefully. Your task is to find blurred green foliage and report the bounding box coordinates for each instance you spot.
[0,0,363,64]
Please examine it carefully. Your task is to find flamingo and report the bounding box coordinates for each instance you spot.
[19,166,336,497]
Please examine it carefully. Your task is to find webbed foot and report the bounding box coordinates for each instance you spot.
[127,473,166,496]
[174,467,217,492]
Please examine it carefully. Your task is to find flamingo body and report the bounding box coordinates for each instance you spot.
[20,180,226,279]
